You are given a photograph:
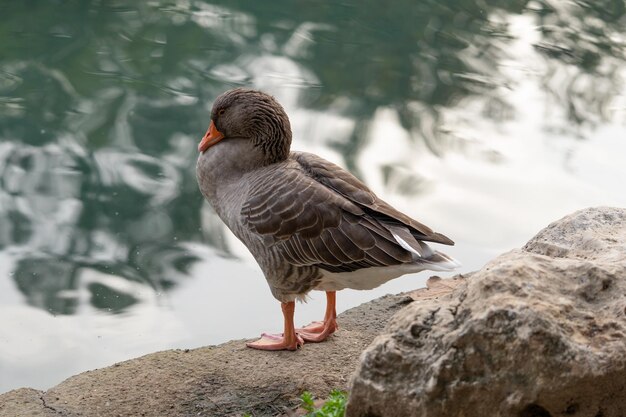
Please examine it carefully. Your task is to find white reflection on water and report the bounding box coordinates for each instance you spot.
[94,150,181,205]
[0,142,83,255]
[0,254,186,391]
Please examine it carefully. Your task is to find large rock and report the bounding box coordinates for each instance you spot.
[347,207,626,417]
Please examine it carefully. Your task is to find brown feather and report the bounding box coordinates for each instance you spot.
[295,152,454,246]
[240,153,452,274]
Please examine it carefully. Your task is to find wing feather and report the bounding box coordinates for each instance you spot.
[295,152,454,245]
[241,154,452,274]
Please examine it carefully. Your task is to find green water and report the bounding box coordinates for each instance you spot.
[1,0,625,393]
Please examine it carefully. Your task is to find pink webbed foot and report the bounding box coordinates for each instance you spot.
[246,333,304,351]
[296,291,339,342]
[296,319,337,343]
[296,321,325,333]
[246,301,303,351]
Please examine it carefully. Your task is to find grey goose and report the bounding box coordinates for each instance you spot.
[196,88,458,351]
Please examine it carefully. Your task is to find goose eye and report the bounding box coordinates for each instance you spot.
[218,109,225,116]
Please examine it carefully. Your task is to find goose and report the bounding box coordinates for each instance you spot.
[196,88,458,350]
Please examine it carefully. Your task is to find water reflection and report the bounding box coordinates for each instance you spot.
[1,0,624,315]
[532,0,626,131]
[0,0,625,393]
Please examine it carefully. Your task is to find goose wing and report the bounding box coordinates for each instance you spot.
[293,152,454,245]
[241,153,452,273]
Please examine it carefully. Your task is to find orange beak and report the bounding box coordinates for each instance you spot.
[198,120,225,153]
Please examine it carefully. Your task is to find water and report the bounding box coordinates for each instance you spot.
[1,0,625,393]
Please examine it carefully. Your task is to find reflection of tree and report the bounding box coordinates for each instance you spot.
[211,0,524,170]
[13,258,79,315]
[533,0,626,130]
[0,139,201,314]
[0,2,229,314]
[0,0,624,314]
[220,0,625,160]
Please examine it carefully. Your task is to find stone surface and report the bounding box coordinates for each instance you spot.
[0,294,408,417]
[0,388,52,417]
[347,207,626,417]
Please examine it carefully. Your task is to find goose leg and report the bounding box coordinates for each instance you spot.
[297,291,338,342]
[246,301,304,351]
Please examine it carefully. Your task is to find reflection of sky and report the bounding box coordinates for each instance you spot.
[2,8,626,394]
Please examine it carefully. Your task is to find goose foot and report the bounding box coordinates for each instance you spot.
[246,301,303,351]
[296,318,337,343]
[246,333,303,351]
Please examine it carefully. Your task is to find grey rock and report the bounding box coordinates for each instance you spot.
[0,388,52,417]
[347,207,626,417]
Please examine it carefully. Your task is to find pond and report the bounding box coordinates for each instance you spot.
[1,0,625,393]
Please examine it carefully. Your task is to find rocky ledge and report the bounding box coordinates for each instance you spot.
[0,292,414,417]
[348,207,626,417]
[1,207,625,417]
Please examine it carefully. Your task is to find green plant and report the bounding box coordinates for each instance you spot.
[300,390,347,417]
[301,391,316,413]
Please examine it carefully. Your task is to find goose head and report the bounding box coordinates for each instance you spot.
[198,88,292,166]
